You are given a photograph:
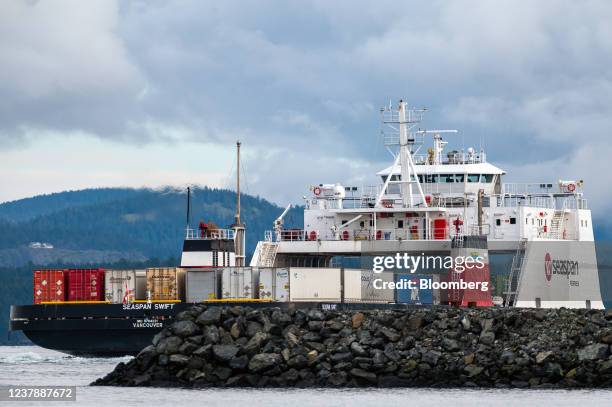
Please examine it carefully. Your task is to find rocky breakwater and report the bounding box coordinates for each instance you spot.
[92,306,612,388]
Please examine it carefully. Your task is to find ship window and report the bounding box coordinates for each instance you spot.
[359,221,365,228]
[424,174,438,183]
[455,174,465,183]
[439,174,454,183]
[496,219,501,226]
[526,218,529,225]
[585,220,588,227]
[417,175,424,183]
[481,174,494,183]
[369,220,374,227]
[397,220,404,228]
[341,220,348,225]
[467,174,480,183]
[510,217,516,224]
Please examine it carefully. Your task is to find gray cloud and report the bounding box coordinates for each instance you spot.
[2,0,612,218]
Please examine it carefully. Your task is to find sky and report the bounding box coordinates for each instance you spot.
[2,0,612,221]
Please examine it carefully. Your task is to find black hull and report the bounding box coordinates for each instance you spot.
[10,302,433,357]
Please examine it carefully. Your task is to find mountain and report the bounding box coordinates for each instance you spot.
[0,187,303,267]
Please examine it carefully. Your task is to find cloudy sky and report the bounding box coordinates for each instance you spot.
[2,0,612,220]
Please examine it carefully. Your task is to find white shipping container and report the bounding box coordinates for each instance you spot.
[221,267,258,299]
[343,269,362,302]
[105,269,145,303]
[258,268,290,302]
[186,269,219,302]
[289,268,341,302]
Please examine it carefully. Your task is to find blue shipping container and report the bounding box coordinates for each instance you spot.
[394,273,433,305]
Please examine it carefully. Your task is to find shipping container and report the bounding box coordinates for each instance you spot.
[394,273,435,305]
[343,269,362,302]
[289,268,341,302]
[221,267,259,299]
[359,269,395,303]
[258,268,290,302]
[146,267,185,301]
[186,269,220,302]
[67,269,105,301]
[104,269,147,303]
[33,269,67,304]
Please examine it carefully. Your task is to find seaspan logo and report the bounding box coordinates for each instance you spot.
[544,252,579,283]
[544,253,552,282]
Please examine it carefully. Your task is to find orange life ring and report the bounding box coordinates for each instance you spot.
[567,183,576,192]
[313,187,321,196]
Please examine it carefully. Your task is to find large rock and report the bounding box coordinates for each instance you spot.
[212,344,239,362]
[196,307,222,326]
[155,336,183,355]
[248,353,283,372]
[578,343,609,361]
[172,320,200,337]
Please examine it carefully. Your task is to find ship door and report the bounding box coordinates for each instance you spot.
[494,216,504,239]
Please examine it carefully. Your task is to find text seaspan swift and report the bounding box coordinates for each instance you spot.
[248,99,603,309]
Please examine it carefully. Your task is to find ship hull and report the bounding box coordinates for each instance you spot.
[10,302,432,357]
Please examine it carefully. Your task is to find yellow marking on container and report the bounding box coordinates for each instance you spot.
[131,300,182,303]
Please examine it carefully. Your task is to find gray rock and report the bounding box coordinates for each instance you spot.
[349,368,377,384]
[307,310,326,321]
[464,365,484,377]
[229,355,249,370]
[248,353,283,372]
[244,332,268,354]
[202,325,220,344]
[168,354,190,365]
[441,338,460,351]
[172,320,200,337]
[480,331,495,345]
[196,307,222,326]
[212,344,239,362]
[350,341,368,356]
[155,336,183,355]
[577,343,609,361]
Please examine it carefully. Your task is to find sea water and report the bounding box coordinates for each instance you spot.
[0,346,610,407]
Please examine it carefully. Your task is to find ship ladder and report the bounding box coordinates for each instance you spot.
[504,238,527,307]
[549,210,565,240]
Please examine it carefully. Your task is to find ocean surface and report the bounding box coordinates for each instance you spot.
[0,346,611,407]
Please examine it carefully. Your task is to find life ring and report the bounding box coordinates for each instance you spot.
[567,183,576,192]
[313,187,321,196]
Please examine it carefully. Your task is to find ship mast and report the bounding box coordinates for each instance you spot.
[233,141,246,266]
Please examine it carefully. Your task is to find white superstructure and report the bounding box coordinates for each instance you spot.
[251,100,603,309]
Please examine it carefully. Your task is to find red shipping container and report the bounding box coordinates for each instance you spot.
[67,268,105,301]
[33,269,68,304]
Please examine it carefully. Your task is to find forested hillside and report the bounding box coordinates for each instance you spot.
[0,187,303,267]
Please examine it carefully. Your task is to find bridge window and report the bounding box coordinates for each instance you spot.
[467,174,480,183]
[481,174,494,183]
[439,174,454,183]
[424,174,438,183]
[510,217,516,224]
[397,220,404,228]
[455,174,465,183]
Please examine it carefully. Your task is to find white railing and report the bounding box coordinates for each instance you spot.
[266,226,464,243]
[185,227,235,240]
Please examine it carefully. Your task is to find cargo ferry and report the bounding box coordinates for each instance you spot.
[9,100,604,356]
